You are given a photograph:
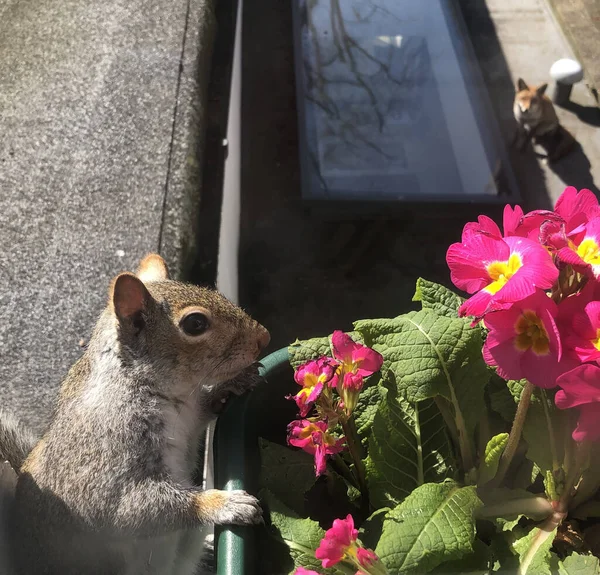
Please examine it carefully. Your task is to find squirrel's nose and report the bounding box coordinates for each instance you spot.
[256,327,270,352]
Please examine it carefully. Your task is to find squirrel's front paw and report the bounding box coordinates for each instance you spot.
[208,490,263,526]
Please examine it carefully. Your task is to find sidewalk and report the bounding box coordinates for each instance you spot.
[462,0,600,208]
[0,0,215,434]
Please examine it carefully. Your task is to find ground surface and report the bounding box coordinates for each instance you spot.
[238,0,600,353]
[0,0,214,434]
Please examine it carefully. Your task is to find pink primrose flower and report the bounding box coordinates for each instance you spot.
[290,358,336,416]
[482,291,575,388]
[287,419,345,476]
[315,515,382,572]
[447,233,558,318]
[556,364,600,442]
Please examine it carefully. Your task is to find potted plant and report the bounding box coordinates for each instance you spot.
[215,186,600,575]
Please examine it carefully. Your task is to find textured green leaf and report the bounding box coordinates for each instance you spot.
[512,525,558,575]
[571,500,600,520]
[354,375,383,446]
[288,336,332,369]
[374,480,482,574]
[495,516,522,532]
[507,379,530,404]
[522,391,567,475]
[413,277,465,318]
[259,439,316,514]
[261,489,330,574]
[488,373,518,422]
[355,310,490,469]
[479,433,509,485]
[557,552,600,574]
[430,538,492,574]
[365,378,456,508]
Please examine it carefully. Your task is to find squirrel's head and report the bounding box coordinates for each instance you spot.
[514,78,547,120]
[107,254,270,387]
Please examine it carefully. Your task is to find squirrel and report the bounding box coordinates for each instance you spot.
[513,78,576,163]
[0,253,270,574]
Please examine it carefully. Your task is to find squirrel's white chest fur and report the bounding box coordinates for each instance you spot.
[161,387,203,486]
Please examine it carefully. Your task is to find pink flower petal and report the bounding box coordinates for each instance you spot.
[556,365,600,408]
[447,234,510,293]
[356,548,379,568]
[572,402,600,442]
[555,187,598,222]
[459,290,493,318]
[332,331,357,364]
[293,569,320,575]
[503,205,524,237]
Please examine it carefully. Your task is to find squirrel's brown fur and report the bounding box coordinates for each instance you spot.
[3,254,269,574]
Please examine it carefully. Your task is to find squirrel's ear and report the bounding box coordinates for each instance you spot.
[111,273,152,325]
[537,83,548,96]
[517,78,528,91]
[136,254,170,283]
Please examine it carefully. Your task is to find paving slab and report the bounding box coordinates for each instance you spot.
[0,0,215,434]
[461,0,600,208]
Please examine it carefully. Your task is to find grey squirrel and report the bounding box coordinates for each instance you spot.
[0,254,270,574]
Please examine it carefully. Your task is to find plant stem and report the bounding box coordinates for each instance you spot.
[540,389,559,472]
[493,380,534,487]
[517,513,563,575]
[333,453,359,489]
[340,416,369,506]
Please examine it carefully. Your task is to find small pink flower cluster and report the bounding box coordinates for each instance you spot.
[293,514,386,575]
[447,187,600,441]
[287,331,383,476]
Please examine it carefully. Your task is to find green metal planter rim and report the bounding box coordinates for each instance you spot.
[214,347,290,575]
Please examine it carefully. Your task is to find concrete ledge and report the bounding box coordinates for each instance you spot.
[0,0,216,433]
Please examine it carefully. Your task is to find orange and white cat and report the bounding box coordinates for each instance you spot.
[513,78,576,163]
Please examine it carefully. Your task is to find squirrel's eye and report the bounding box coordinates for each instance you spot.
[180,313,210,336]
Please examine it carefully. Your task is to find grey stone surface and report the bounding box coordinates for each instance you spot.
[0,0,215,434]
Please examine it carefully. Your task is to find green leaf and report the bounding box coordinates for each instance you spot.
[359,507,390,551]
[507,379,530,404]
[430,538,492,574]
[571,500,600,520]
[522,391,566,475]
[365,378,456,508]
[488,373,518,422]
[261,489,330,574]
[259,439,316,514]
[288,336,331,369]
[556,552,600,574]
[512,525,558,575]
[495,516,522,532]
[479,433,509,485]
[413,278,465,317]
[374,480,482,574]
[355,310,490,470]
[353,375,383,446]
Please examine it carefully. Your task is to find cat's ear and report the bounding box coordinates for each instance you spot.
[536,83,548,97]
[517,78,528,92]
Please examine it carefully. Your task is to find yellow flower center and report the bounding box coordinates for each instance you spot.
[298,423,320,439]
[577,238,600,265]
[485,253,522,295]
[591,329,600,351]
[297,387,312,401]
[514,310,550,355]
